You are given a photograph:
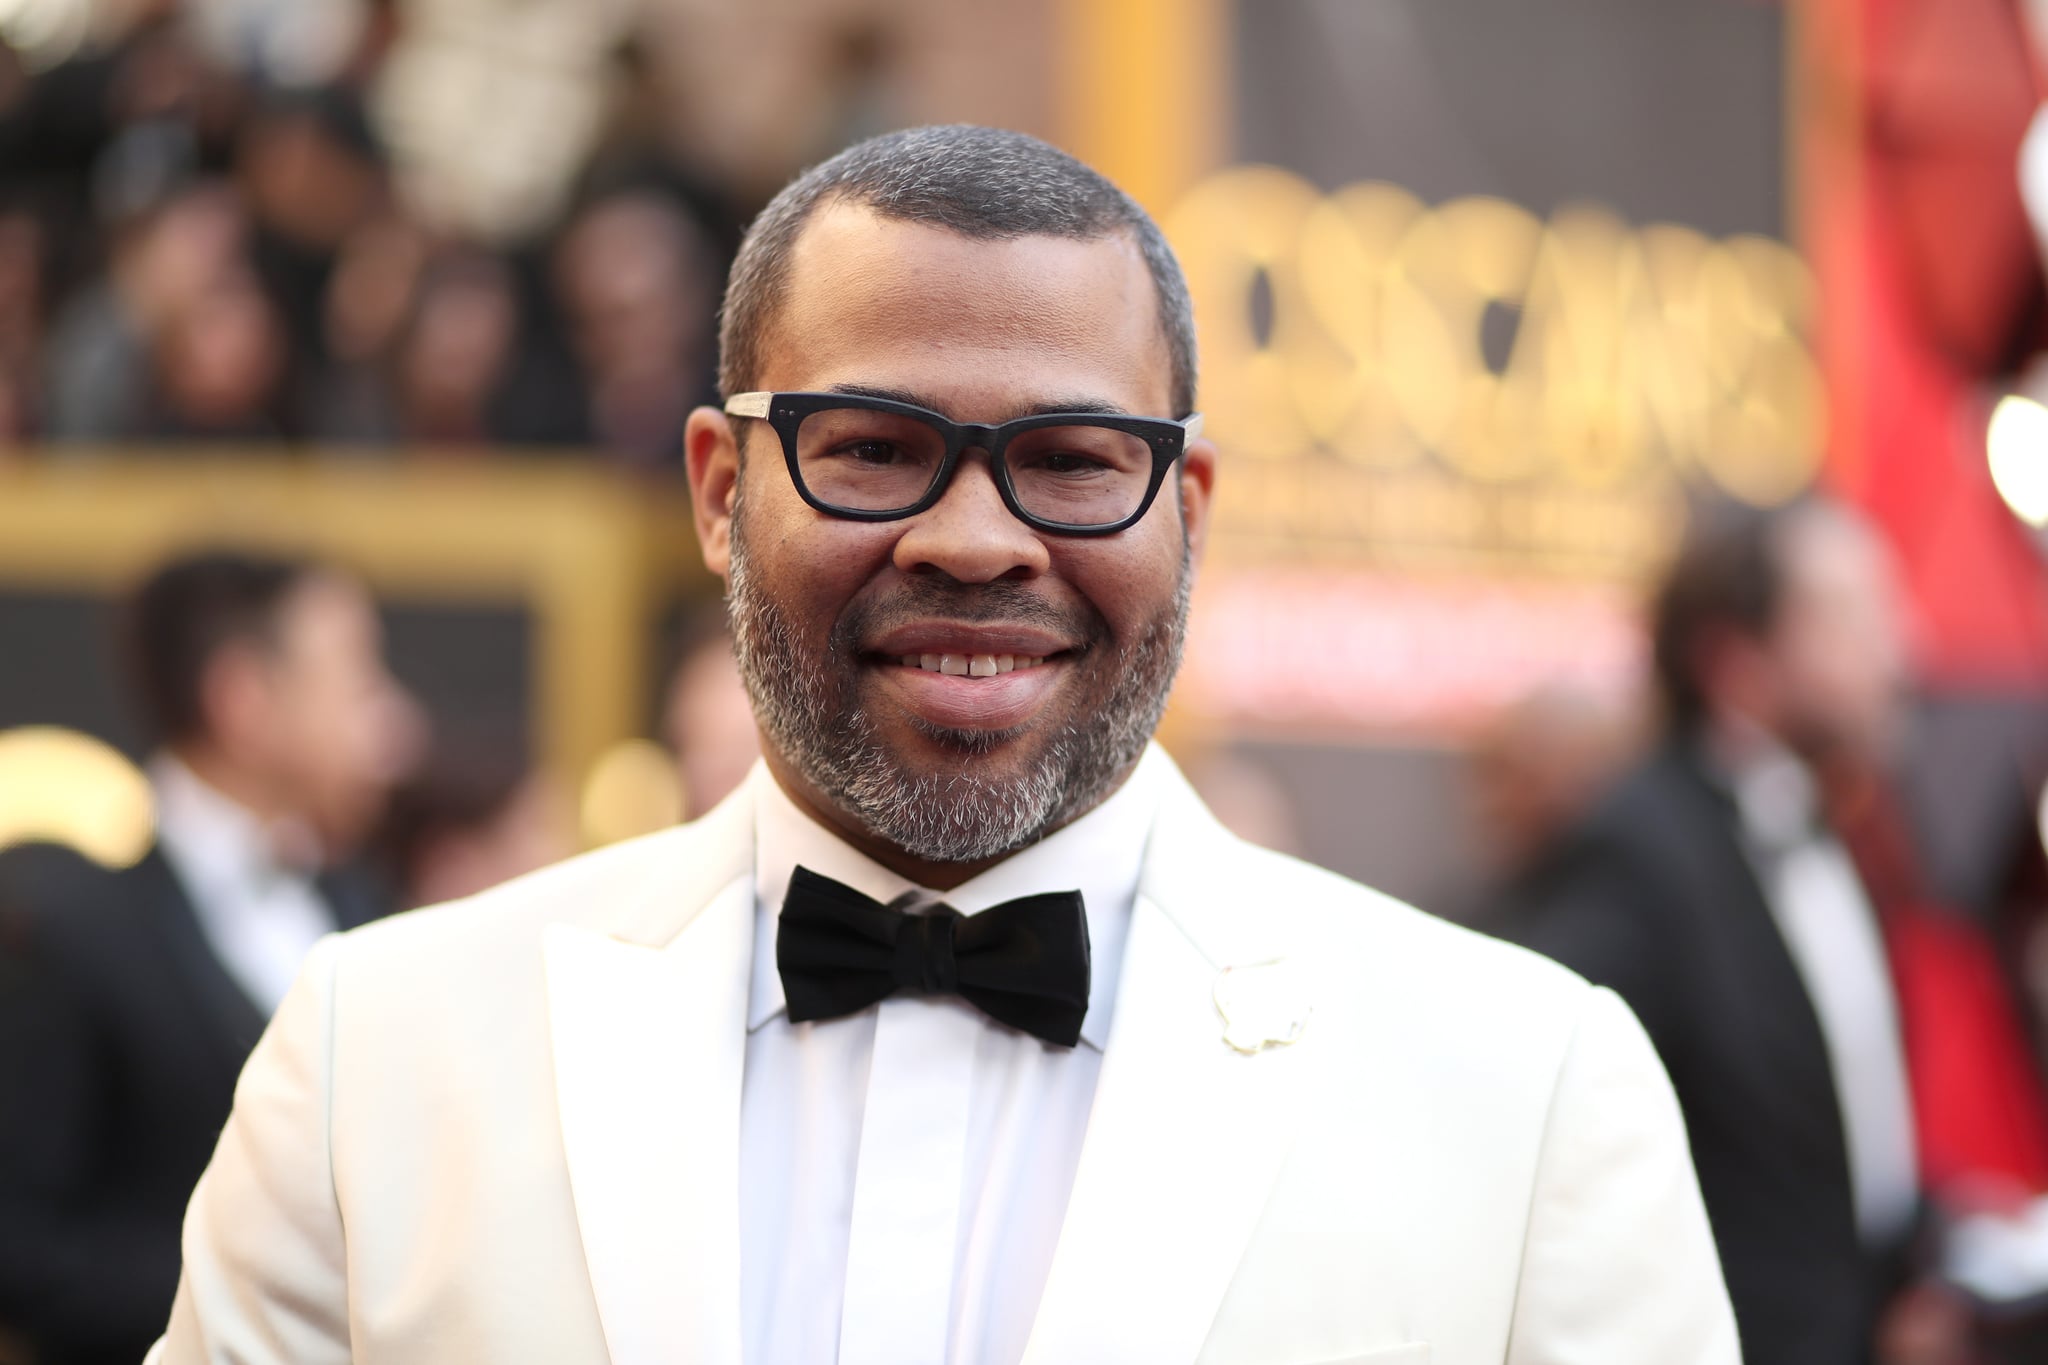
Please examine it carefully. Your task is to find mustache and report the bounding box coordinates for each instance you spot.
[837,576,1104,650]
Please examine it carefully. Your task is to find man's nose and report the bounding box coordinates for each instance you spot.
[890,449,1050,583]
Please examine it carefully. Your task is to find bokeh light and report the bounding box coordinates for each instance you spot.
[1989,394,2048,528]
[0,726,154,868]
[579,738,682,848]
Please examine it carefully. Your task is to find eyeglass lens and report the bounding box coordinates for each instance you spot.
[794,406,1156,526]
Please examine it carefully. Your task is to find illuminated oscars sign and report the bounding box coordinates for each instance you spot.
[1166,166,1823,733]
[1169,165,1823,577]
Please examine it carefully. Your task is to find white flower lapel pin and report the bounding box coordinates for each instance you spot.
[1213,958,1313,1055]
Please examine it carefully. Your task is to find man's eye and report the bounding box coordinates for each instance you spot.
[836,440,904,465]
[1029,452,1111,476]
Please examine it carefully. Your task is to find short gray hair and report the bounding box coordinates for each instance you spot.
[718,124,1198,418]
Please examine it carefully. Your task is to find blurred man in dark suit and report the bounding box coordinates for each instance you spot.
[0,551,422,1365]
[1501,497,1933,1365]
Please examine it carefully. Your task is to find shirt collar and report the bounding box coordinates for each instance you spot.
[149,753,311,902]
[1699,723,1821,855]
[747,746,1165,1050]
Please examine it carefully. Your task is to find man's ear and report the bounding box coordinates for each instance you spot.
[1693,624,1776,728]
[1178,437,1218,568]
[685,406,741,579]
[198,643,271,759]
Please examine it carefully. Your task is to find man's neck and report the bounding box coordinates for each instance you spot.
[163,744,323,868]
[757,749,1135,892]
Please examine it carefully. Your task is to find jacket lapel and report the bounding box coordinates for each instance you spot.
[140,848,270,1056]
[1021,760,1321,1364]
[542,784,758,1365]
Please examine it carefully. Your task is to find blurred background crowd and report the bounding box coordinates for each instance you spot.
[0,0,741,462]
[11,0,2048,1363]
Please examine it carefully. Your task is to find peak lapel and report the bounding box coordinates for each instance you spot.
[1021,759,1320,1364]
[542,782,760,1365]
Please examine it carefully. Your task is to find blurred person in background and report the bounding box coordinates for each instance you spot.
[233,85,386,377]
[661,618,759,822]
[1469,680,1641,922]
[0,208,45,441]
[553,187,719,471]
[42,179,247,442]
[302,210,426,444]
[1500,497,1952,1365]
[0,0,243,292]
[137,263,288,441]
[374,754,572,911]
[0,550,422,1365]
[392,247,517,447]
[574,36,743,267]
[308,233,592,453]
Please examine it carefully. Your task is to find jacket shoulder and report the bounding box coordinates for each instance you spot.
[0,841,182,958]
[1204,840,1627,1136]
[1145,759,1597,1032]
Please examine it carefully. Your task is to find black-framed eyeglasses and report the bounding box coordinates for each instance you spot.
[723,391,1203,536]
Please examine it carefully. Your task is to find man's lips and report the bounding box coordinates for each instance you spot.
[869,657,1067,730]
[860,623,1077,730]
[866,622,1073,661]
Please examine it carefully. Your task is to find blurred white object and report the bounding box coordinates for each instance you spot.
[0,0,92,71]
[1947,1197,2048,1304]
[1989,393,2048,527]
[187,0,364,87]
[2020,103,2048,261]
[374,0,633,243]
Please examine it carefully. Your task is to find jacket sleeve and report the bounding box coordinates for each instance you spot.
[1494,852,1686,1064]
[147,935,353,1365]
[0,912,181,1356]
[1506,986,1742,1365]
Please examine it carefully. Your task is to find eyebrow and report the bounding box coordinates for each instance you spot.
[822,382,1133,420]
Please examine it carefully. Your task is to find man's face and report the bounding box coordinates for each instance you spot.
[686,205,1215,868]
[253,575,424,856]
[1763,508,1911,767]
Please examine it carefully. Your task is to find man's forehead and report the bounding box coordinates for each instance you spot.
[761,203,1171,411]
[782,203,1152,315]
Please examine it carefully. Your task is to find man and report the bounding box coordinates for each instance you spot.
[1501,498,1925,1365]
[0,551,421,1365]
[150,127,1735,1365]
[1468,680,1640,923]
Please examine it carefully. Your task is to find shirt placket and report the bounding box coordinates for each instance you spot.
[836,995,980,1365]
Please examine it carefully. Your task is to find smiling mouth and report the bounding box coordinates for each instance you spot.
[893,652,1053,677]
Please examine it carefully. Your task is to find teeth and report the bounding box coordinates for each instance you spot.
[901,653,1047,674]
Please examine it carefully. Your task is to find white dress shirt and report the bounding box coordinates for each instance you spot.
[150,755,338,1016]
[1725,741,1920,1248]
[738,752,1161,1365]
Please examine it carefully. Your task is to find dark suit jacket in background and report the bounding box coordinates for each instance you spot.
[1493,743,1908,1365]
[0,842,382,1365]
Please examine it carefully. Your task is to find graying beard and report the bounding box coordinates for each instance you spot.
[726,519,1188,863]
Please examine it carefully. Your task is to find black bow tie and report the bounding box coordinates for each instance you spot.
[776,866,1091,1048]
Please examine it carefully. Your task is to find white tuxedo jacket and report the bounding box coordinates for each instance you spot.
[150,756,1738,1365]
